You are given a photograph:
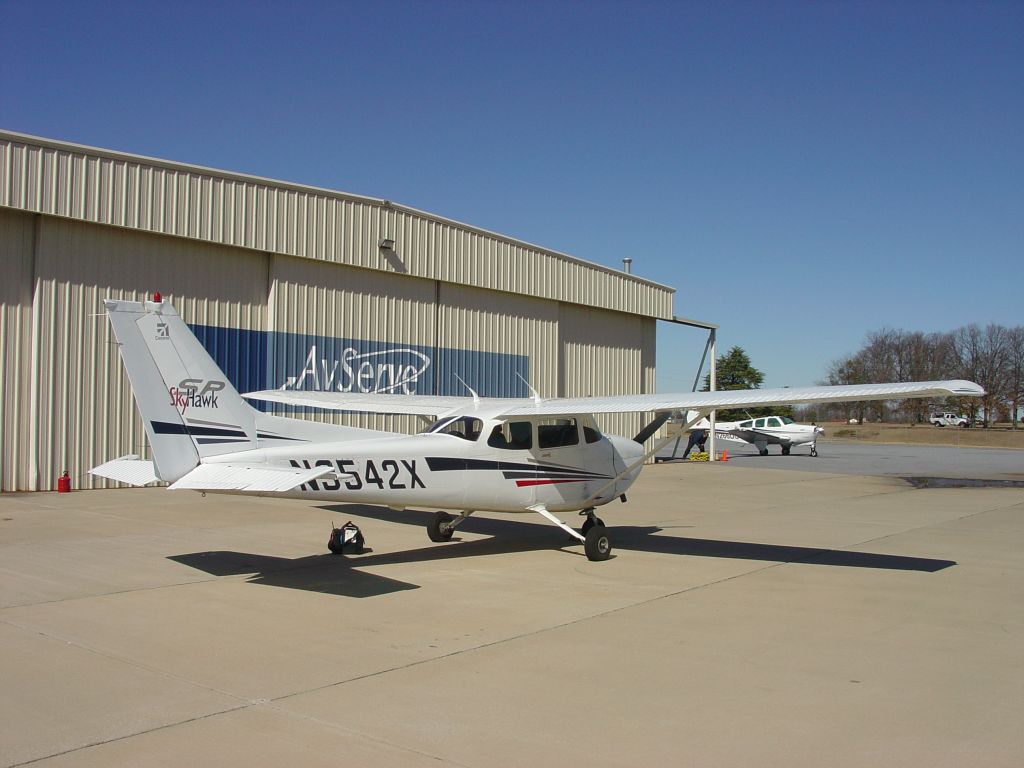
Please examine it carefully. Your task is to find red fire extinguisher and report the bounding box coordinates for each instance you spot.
[57,471,71,493]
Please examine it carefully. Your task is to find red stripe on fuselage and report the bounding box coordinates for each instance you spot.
[514,478,586,487]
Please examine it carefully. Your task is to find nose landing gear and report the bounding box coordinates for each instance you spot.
[579,508,605,535]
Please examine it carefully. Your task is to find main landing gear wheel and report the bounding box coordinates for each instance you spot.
[584,526,612,561]
[781,445,791,456]
[427,511,455,542]
[759,447,769,456]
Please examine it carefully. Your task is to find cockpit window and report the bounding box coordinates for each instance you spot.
[580,415,602,444]
[781,416,794,424]
[740,420,753,428]
[425,416,483,441]
[488,421,533,450]
[538,418,579,448]
[766,417,782,427]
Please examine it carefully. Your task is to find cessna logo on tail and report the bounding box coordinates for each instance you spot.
[284,344,430,394]
[169,378,225,413]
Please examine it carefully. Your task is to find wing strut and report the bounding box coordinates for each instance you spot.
[529,504,586,543]
[633,412,673,444]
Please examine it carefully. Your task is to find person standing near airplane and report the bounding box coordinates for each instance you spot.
[682,425,708,459]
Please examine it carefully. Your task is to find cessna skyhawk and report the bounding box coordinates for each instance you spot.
[91,297,983,561]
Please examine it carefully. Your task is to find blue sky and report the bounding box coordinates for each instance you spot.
[2,0,1021,391]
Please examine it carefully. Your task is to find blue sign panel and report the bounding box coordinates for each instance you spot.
[189,325,529,405]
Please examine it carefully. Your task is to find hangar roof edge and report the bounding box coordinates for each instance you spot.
[0,129,674,296]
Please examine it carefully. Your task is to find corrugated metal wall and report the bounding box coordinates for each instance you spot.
[269,254,437,435]
[438,283,560,399]
[0,209,35,491]
[0,131,674,320]
[0,132,676,491]
[559,304,657,440]
[19,216,268,491]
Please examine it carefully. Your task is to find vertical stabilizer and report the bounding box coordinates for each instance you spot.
[105,298,258,482]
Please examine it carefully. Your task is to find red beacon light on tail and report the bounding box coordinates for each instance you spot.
[152,291,162,303]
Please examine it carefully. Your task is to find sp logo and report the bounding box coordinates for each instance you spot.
[168,379,225,413]
[178,379,226,396]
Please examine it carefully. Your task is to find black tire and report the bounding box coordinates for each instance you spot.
[810,446,818,458]
[581,516,606,535]
[427,511,455,542]
[759,447,769,456]
[781,445,791,456]
[584,525,612,561]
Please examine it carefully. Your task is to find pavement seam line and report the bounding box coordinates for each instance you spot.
[0,615,255,705]
[5,704,248,768]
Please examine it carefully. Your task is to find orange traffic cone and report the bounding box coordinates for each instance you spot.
[720,450,728,462]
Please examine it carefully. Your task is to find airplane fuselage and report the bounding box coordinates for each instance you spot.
[710,416,825,455]
[211,422,645,513]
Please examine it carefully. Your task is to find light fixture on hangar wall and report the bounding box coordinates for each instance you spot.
[379,237,396,251]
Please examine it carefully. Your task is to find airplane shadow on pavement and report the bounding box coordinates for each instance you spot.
[168,503,956,598]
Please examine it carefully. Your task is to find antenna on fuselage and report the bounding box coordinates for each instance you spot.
[453,373,480,406]
[515,371,542,406]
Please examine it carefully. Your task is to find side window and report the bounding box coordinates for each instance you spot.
[537,418,580,449]
[754,418,766,428]
[740,420,753,428]
[767,417,782,427]
[580,415,602,444]
[488,421,533,450]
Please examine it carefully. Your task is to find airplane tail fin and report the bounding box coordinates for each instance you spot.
[104,297,258,482]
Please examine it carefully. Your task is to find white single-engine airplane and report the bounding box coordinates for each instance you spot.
[685,412,825,457]
[91,297,984,561]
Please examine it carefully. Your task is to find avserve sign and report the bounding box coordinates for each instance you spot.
[189,325,529,401]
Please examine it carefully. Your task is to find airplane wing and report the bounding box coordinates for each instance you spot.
[244,380,982,418]
[243,390,522,416]
[499,380,983,416]
[167,462,337,492]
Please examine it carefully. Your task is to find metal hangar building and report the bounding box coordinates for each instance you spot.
[0,130,675,491]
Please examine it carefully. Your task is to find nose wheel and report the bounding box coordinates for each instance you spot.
[530,505,613,561]
[584,525,612,561]
[580,509,606,535]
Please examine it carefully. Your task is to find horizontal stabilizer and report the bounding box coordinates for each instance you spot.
[168,462,336,492]
[90,456,160,486]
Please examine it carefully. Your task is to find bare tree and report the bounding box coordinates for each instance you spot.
[952,323,1008,425]
[1005,326,1024,429]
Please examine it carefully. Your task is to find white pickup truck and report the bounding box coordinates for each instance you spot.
[929,412,970,427]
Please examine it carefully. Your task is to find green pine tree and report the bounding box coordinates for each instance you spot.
[702,346,793,421]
